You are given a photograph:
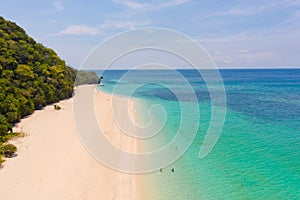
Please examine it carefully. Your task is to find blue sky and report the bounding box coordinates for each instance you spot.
[1,0,300,68]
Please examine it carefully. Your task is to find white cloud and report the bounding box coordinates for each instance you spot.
[55,25,100,36]
[208,5,267,18]
[154,0,191,9]
[112,0,146,9]
[216,7,257,16]
[101,20,148,30]
[54,20,148,36]
[197,26,300,68]
[53,0,64,11]
[239,49,250,53]
[41,0,64,15]
[112,0,191,10]
[208,0,300,17]
[211,50,277,65]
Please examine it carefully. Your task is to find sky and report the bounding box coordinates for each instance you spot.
[1,0,300,69]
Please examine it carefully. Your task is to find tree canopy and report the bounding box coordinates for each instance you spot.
[0,16,98,143]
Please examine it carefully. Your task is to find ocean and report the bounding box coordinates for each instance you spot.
[95,69,300,199]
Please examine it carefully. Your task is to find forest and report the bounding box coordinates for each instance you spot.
[0,16,98,163]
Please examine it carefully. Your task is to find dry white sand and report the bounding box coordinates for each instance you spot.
[0,85,142,200]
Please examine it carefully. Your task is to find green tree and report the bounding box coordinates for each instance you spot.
[0,114,11,136]
[0,16,98,153]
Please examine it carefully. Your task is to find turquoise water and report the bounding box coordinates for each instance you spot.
[97,69,300,199]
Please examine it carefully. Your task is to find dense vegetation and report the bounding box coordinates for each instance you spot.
[0,16,98,165]
[75,71,99,85]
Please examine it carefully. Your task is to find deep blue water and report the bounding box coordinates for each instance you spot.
[98,69,300,121]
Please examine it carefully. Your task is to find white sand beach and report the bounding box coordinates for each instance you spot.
[0,85,142,200]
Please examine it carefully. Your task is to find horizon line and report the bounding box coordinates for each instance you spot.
[81,67,300,71]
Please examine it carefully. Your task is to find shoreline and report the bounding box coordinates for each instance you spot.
[0,85,142,200]
[94,86,142,199]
